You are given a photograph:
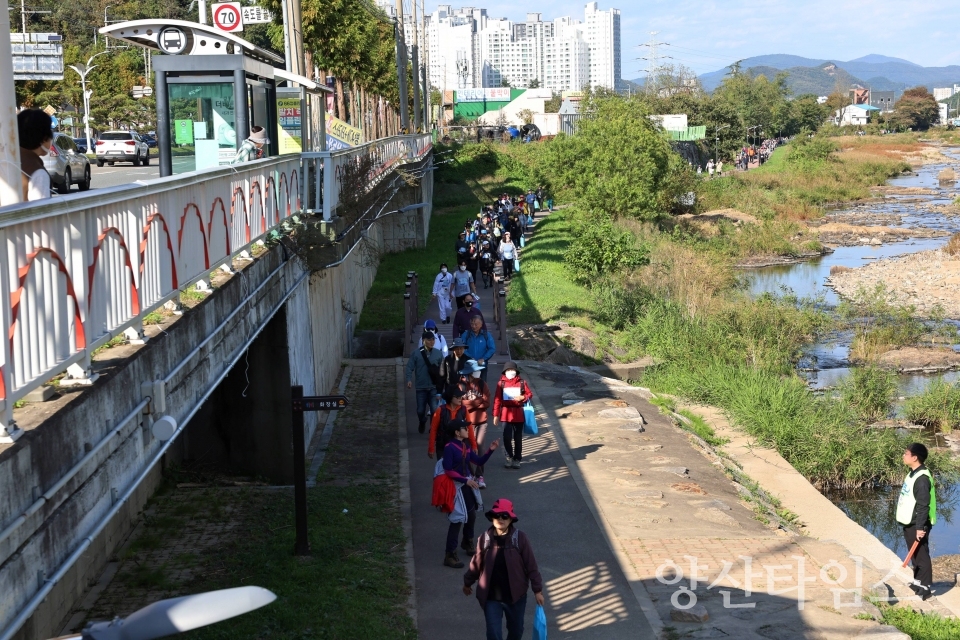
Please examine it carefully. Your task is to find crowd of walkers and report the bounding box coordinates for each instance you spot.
[406,188,551,639]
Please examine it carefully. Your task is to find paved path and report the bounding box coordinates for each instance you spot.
[404,215,657,639]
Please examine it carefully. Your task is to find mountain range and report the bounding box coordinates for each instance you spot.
[633,54,960,97]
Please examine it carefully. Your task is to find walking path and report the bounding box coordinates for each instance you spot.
[403,212,657,638]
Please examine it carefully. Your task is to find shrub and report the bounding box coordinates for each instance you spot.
[564,217,649,285]
[839,366,897,423]
[788,135,838,163]
[904,379,960,432]
[945,232,960,256]
[593,280,651,330]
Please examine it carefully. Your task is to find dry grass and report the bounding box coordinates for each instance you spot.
[830,265,853,275]
[634,239,735,318]
[945,232,960,256]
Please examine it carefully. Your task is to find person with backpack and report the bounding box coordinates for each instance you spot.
[493,362,532,469]
[440,339,470,396]
[463,498,545,640]
[897,442,937,600]
[406,331,444,433]
[453,297,487,346]
[453,259,477,309]
[442,420,499,568]
[459,359,491,489]
[479,239,496,290]
[429,388,473,459]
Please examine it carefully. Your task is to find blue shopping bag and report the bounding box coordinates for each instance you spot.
[520,234,525,247]
[533,604,547,640]
[514,258,521,273]
[523,401,538,435]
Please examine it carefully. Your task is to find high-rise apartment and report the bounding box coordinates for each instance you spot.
[425,3,621,92]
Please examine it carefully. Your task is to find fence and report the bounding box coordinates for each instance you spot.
[0,134,433,441]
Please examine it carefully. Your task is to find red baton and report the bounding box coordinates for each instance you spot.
[902,540,920,568]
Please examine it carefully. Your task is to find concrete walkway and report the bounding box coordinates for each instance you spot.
[404,215,657,639]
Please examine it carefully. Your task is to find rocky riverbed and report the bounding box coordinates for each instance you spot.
[827,247,960,317]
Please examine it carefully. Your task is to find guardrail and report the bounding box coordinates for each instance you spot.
[0,134,432,442]
[303,134,432,220]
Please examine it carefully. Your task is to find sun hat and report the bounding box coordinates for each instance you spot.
[450,338,467,348]
[485,498,518,522]
[459,359,485,375]
[502,361,518,372]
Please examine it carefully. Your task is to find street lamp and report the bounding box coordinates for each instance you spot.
[68,51,111,157]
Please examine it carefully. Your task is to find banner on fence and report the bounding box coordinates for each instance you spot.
[455,88,511,103]
[325,112,363,150]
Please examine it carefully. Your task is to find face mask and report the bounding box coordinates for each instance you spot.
[471,370,482,379]
[40,140,52,156]
[505,370,517,380]
[460,266,466,271]
[441,268,448,274]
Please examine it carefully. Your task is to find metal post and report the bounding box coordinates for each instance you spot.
[234,68,248,146]
[291,385,310,555]
[403,292,413,357]
[156,69,172,176]
[393,17,409,132]
[0,0,23,207]
[410,0,421,131]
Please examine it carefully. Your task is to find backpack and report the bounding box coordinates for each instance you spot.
[420,348,442,390]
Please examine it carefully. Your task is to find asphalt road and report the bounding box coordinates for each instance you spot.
[85,154,197,190]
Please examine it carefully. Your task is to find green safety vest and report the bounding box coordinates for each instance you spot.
[895,468,937,526]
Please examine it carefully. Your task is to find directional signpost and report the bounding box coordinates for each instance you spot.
[290,386,349,555]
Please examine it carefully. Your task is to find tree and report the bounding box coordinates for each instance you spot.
[889,87,940,131]
[528,79,540,89]
[500,78,511,88]
[544,93,562,113]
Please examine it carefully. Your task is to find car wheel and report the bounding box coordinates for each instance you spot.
[58,168,71,194]
[78,166,91,191]
[133,153,141,167]
[143,152,150,166]
[96,159,104,167]
[109,161,115,166]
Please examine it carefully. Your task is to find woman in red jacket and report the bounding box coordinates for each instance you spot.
[493,361,532,470]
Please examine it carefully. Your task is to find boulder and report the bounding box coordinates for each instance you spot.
[670,604,709,623]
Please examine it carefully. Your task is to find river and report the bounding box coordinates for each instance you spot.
[741,151,960,557]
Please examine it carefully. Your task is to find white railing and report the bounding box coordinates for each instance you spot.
[0,156,302,440]
[0,134,433,442]
[303,133,432,220]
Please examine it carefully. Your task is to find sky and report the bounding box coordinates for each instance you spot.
[422,0,960,77]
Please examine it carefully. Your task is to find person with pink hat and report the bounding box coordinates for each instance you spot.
[463,498,545,640]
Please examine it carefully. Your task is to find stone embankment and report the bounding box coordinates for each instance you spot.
[827,248,960,318]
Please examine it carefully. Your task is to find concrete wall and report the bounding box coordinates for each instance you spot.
[0,154,433,640]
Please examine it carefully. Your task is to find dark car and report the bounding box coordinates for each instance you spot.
[141,133,158,148]
[73,136,96,154]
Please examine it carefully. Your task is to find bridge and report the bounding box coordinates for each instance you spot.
[0,134,433,640]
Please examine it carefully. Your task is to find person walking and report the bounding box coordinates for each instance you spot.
[231,126,268,163]
[432,263,454,324]
[706,159,715,177]
[459,359,491,489]
[479,240,496,290]
[440,339,470,396]
[420,319,449,357]
[717,160,724,176]
[498,233,518,281]
[493,362,532,470]
[17,109,54,201]
[462,316,496,383]
[453,260,477,309]
[453,296,486,341]
[406,331,444,433]
[441,420,499,568]
[463,498,545,640]
[428,387,472,459]
[897,442,937,600]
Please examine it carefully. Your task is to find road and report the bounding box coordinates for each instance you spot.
[81,154,198,190]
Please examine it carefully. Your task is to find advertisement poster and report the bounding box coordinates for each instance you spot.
[276,97,303,154]
[324,112,363,149]
[212,97,236,151]
[175,119,194,144]
[456,88,511,103]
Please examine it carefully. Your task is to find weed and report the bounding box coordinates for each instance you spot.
[92,334,126,357]
[839,366,897,423]
[945,232,960,256]
[180,288,208,304]
[904,379,960,433]
[142,311,166,325]
[676,408,727,446]
[878,603,960,639]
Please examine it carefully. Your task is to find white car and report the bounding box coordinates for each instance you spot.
[95,130,150,167]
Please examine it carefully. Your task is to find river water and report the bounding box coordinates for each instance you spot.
[740,153,960,557]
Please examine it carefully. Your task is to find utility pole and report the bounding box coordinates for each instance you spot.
[1,0,23,207]
[410,0,421,131]
[393,12,410,132]
[69,52,110,159]
[421,0,429,130]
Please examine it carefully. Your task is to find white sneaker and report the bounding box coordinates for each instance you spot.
[477,476,486,489]
[504,456,513,468]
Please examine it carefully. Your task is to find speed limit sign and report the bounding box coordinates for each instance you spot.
[212,2,243,32]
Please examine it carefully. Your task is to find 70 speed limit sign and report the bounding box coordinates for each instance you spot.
[212,2,243,32]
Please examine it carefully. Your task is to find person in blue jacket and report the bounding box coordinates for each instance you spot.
[462,315,496,382]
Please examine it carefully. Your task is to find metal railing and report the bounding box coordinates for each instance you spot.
[302,134,432,220]
[0,134,433,441]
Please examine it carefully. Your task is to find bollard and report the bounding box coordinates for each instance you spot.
[404,292,413,357]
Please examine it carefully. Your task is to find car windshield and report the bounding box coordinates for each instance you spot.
[100,132,133,141]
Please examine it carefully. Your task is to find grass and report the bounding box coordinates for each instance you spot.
[879,604,960,639]
[945,232,960,256]
[904,379,960,433]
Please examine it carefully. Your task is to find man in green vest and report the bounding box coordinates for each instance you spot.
[896,442,936,600]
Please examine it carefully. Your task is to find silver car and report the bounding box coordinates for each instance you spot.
[95,130,150,166]
[42,133,92,194]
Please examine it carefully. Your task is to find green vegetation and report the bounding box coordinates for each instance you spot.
[879,604,960,640]
[904,380,960,433]
[838,366,897,423]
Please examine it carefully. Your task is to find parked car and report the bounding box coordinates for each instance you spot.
[73,136,96,154]
[95,130,150,166]
[43,133,92,193]
[141,133,158,148]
